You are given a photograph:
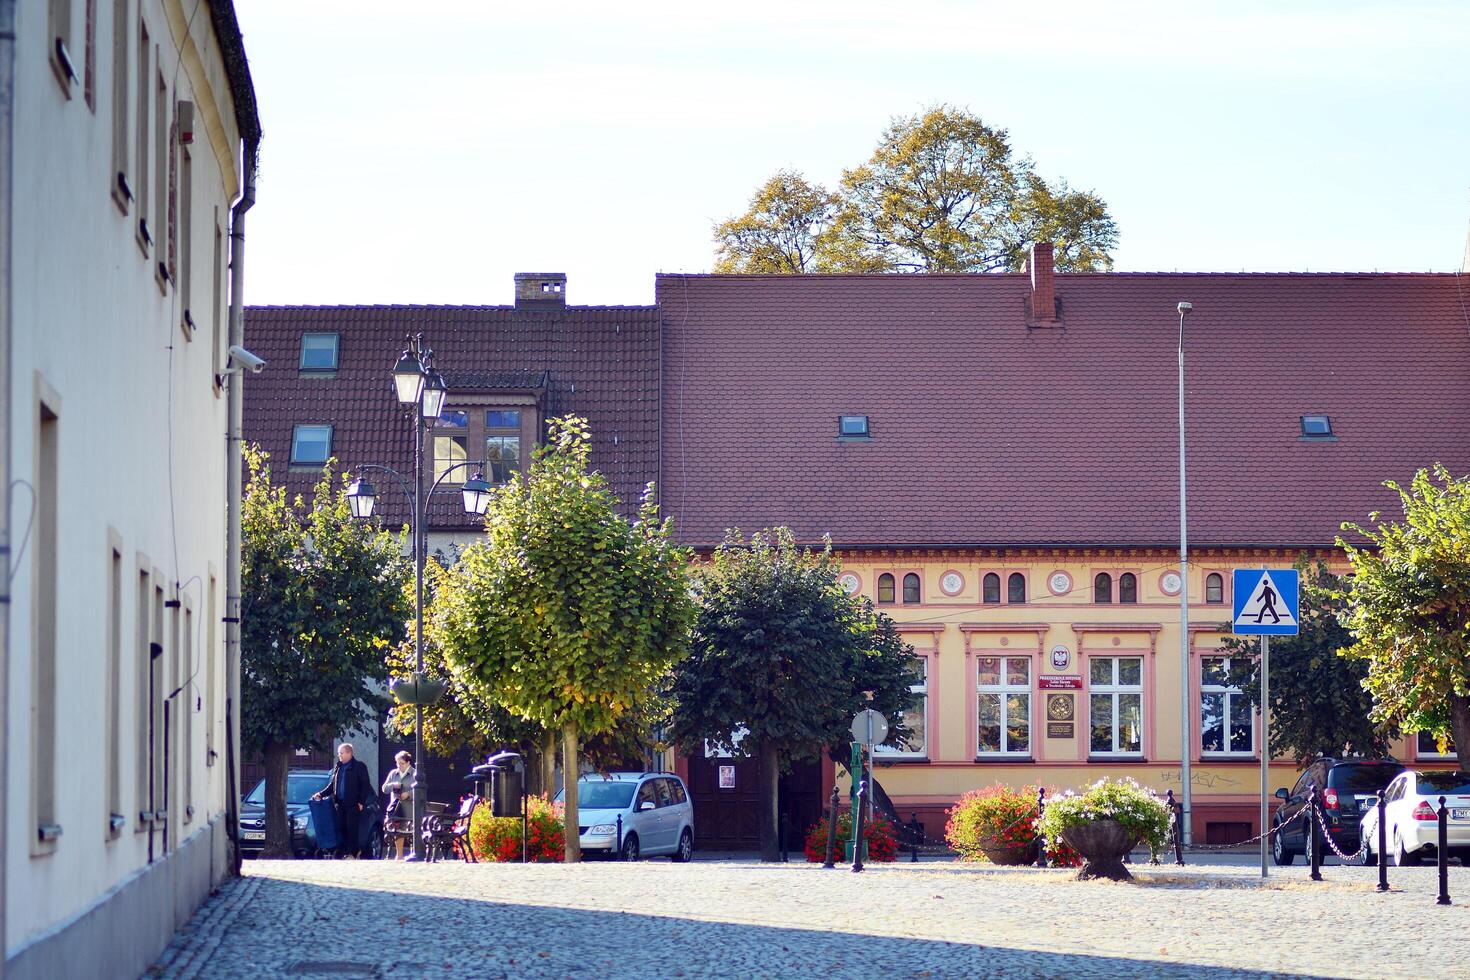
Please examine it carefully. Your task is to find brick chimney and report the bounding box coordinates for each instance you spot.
[514,273,567,309]
[1029,242,1056,321]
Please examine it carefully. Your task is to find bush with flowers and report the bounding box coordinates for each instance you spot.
[944,783,1079,866]
[1035,777,1172,857]
[803,810,899,862]
[469,793,565,862]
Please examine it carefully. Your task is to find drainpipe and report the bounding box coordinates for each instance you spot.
[223,146,256,876]
[0,0,17,967]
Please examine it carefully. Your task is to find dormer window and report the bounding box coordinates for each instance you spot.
[1300,415,1333,439]
[838,415,870,439]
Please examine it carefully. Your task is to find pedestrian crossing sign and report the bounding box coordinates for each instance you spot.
[1231,568,1300,636]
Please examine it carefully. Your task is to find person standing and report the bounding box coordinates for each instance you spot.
[313,743,374,858]
[381,751,417,860]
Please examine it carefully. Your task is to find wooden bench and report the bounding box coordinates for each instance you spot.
[421,796,480,862]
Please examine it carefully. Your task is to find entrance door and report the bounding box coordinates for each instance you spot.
[686,752,824,851]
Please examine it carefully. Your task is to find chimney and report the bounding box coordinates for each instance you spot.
[1029,242,1056,321]
[514,273,567,309]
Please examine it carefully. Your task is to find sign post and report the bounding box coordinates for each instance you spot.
[1231,567,1299,879]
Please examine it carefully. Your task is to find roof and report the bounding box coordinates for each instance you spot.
[243,304,660,530]
[656,271,1470,550]
[206,1,262,155]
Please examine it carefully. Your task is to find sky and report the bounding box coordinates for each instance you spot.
[235,0,1470,307]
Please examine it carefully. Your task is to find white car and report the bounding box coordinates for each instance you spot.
[1359,770,1470,866]
[556,772,695,862]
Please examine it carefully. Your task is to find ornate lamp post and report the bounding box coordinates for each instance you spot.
[346,334,492,861]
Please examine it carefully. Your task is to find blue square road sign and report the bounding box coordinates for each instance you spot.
[1231,568,1300,636]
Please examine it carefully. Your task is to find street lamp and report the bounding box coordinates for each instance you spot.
[421,369,448,421]
[392,348,425,405]
[1176,300,1193,847]
[461,471,492,517]
[346,477,376,520]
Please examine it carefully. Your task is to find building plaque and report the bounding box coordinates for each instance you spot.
[1047,722,1075,739]
[1039,674,1083,690]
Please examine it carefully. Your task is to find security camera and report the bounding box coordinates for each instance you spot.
[225,345,266,374]
[1177,301,1193,315]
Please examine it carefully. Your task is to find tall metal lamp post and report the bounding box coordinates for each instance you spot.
[345,334,493,861]
[1176,300,1193,847]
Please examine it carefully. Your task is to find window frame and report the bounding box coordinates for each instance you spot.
[1300,414,1334,439]
[1118,572,1138,604]
[1088,655,1145,757]
[1415,731,1457,761]
[901,572,921,604]
[1006,572,1027,604]
[289,424,333,467]
[1204,572,1225,605]
[876,573,896,604]
[1199,654,1254,758]
[981,572,1001,604]
[976,654,1032,758]
[298,332,340,373]
[1093,572,1113,604]
[874,654,928,760]
[837,415,870,439]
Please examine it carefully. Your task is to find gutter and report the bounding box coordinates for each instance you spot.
[0,0,16,967]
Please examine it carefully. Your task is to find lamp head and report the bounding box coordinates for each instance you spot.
[1177,301,1193,315]
[392,349,424,405]
[346,477,377,520]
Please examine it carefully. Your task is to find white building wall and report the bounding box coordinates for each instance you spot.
[6,0,244,969]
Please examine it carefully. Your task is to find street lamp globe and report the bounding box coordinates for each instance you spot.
[421,369,449,420]
[392,349,425,405]
[346,477,377,520]
[461,472,492,516]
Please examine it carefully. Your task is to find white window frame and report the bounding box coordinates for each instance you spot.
[299,332,340,372]
[1089,656,1144,756]
[1415,731,1457,761]
[290,424,332,466]
[1200,655,1254,756]
[976,655,1031,757]
[875,656,927,759]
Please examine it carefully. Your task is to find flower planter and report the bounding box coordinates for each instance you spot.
[976,835,1036,866]
[1060,818,1139,881]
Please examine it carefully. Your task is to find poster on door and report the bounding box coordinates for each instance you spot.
[718,765,736,789]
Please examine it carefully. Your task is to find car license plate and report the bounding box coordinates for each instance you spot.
[1452,808,1470,820]
[243,830,265,840]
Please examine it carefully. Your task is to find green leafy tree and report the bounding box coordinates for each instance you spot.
[1222,558,1395,763]
[1340,465,1470,756]
[670,528,916,861]
[431,417,695,860]
[240,447,410,857]
[714,105,1117,274]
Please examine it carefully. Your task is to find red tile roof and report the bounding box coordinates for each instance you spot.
[656,271,1470,549]
[243,304,660,529]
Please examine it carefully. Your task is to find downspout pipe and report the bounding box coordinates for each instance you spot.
[224,144,256,876]
[0,0,17,967]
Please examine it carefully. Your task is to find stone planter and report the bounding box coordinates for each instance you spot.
[977,834,1036,866]
[1060,819,1139,881]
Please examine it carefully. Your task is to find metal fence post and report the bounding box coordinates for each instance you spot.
[779,810,789,863]
[1376,794,1388,893]
[908,813,921,863]
[1308,786,1323,882]
[1167,789,1184,866]
[1438,796,1452,906]
[1034,787,1048,868]
[822,785,839,869]
[615,814,623,861]
[850,781,867,873]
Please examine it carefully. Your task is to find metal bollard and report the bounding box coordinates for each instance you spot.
[1167,790,1184,866]
[1308,786,1323,882]
[616,814,623,860]
[908,813,922,863]
[1438,796,1452,906]
[851,782,867,873]
[779,810,789,863]
[822,786,840,869]
[1034,787,1049,868]
[1376,794,1388,893]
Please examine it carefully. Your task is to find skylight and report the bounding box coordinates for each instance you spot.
[1300,415,1334,438]
[839,415,870,438]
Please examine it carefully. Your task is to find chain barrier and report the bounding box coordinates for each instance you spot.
[1181,805,1308,853]
[1311,803,1371,863]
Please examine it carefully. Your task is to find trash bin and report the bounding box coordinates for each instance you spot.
[484,750,524,818]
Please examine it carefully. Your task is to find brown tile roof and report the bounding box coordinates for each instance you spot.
[243,304,660,530]
[656,271,1470,549]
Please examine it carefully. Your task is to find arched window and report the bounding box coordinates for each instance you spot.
[877,573,895,604]
[1205,572,1224,604]
[1119,572,1138,604]
[982,573,1000,604]
[1094,572,1113,604]
[902,573,921,604]
[1007,572,1026,604]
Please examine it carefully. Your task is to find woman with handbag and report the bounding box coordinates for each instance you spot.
[381,751,417,860]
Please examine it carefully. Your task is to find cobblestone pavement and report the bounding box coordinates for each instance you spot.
[151,855,1470,979]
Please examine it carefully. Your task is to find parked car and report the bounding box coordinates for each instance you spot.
[556,772,695,862]
[1272,757,1405,865]
[239,768,384,858]
[1358,770,1470,866]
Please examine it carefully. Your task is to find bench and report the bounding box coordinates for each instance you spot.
[421,796,480,862]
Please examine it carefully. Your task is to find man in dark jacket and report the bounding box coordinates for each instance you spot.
[313,743,374,858]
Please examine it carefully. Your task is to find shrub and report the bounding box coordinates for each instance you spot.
[804,810,899,862]
[469,793,565,862]
[944,783,1080,866]
[1035,777,1172,854]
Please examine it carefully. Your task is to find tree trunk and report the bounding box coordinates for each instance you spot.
[758,740,780,862]
[261,740,292,859]
[1448,692,1470,764]
[542,729,557,801]
[562,722,581,862]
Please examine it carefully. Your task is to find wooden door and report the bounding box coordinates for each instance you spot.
[686,753,825,851]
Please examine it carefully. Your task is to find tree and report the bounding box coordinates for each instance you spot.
[1340,465,1470,757]
[713,105,1118,274]
[670,528,916,861]
[240,447,410,858]
[1221,558,1395,763]
[431,416,694,860]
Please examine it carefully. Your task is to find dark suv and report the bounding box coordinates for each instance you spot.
[1272,757,1405,865]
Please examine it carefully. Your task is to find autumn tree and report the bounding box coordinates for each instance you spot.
[431,417,694,860]
[1340,465,1470,756]
[713,105,1118,274]
[670,528,916,862]
[1221,558,1395,763]
[240,447,410,858]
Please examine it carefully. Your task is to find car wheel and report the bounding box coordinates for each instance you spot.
[1393,830,1420,867]
[1361,837,1375,867]
[1303,829,1316,866]
[1272,824,1295,866]
[672,828,693,863]
[620,833,640,862]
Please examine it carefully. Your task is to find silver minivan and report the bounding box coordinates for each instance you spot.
[559,772,695,862]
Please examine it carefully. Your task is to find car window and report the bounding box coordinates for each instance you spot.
[563,781,636,810]
[1290,769,1312,798]
[1416,772,1470,795]
[636,780,659,810]
[245,774,328,805]
[668,778,688,805]
[654,779,674,807]
[1330,764,1404,793]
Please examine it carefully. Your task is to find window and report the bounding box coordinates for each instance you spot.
[154,68,168,283]
[205,573,216,766]
[290,424,332,465]
[877,573,895,604]
[179,149,192,327]
[1007,573,1026,604]
[636,780,658,810]
[876,657,927,758]
[668,779,687,805]
[1118,572,1138,604]
[1201,656,1253,755]
[49,0,76,91]
[485,410,521,484]
[135,21,149,248]
[977,656,1030,755]
[83,0,96,108]
[902,573,920,604]
[110,0,131,208]
[135,566,150,828]
[838,415,870,438]
[1205,573,1224,604]
[982,573,1000,604]
[1300,415,1333,438]
[107,539,123,837]
[211,216,222,378]
[299,333,340,372]
[1094,572,1112,604]
[182,603,193,822]
[34,402,60,848]
[433,411,468,485]
[1416,731,1457,759]
[1090,657,1143,755]
[653,779,673,807]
